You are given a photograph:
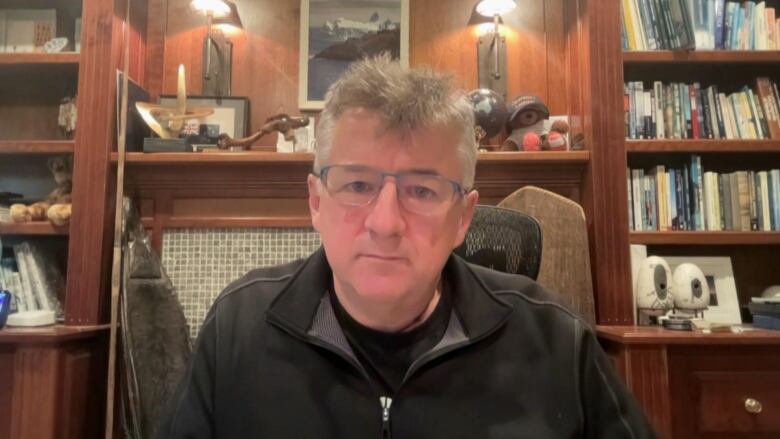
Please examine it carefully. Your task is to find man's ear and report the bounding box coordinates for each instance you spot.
[307,174,322,232]
[453,190,479,248]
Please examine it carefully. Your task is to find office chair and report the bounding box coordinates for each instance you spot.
[454,204,542,280]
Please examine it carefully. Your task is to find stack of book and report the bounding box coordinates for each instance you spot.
[628,155,780,231]
[0,241,64,318]
[622,0,780,50]
[625,77,780,140]
[749,297,780,330]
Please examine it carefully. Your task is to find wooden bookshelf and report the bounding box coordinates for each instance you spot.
[0,221,69,236]
[626,139,780,153]
[114,151,315,164]
[630,231,780,245]
[112,150,590,165]
[623,50,780,63]
[0,52,81,65]
[0,140,75,154]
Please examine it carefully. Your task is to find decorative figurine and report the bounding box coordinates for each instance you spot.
[9,156,73,226]
[635,256,675,322]
[135,65,213,139]
[217,114,310,151]
[502,95,549,151]
[672,263,710,315]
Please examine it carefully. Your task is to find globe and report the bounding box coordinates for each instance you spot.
[467,89,508,139]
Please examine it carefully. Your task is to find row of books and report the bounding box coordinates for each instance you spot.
[0,241,64,317]
[628,155,780,231]
[622,0,780,50]
[625,77,780,140]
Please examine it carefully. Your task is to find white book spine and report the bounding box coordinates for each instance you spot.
[23,246,53,311]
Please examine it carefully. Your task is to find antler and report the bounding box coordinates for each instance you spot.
[217,114,310,150]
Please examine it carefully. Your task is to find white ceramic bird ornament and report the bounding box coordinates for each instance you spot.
[635,256,675,314]
[672,263,710,314]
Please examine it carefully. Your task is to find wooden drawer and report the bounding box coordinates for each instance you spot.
[696,372,780,434]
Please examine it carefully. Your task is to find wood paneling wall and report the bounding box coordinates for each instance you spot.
[149,0,571,147]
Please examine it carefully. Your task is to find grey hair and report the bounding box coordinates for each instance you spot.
[314,54,478,188]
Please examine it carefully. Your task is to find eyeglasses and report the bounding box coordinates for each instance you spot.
[315,164,469,215]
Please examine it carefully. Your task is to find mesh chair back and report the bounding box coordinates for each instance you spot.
[454,205,542,279]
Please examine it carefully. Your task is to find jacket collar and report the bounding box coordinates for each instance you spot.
[265,247,513,342]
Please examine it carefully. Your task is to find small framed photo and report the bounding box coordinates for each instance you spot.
[158,95,249,145]
[662,256,742,325]
[298,0,409,110]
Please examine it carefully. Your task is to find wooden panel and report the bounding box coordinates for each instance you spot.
[0,53,80,65]
[0,222,69,236]
[630,232,780,245]
[577,0,633,324]
[9,348,60,439]
[65,0,127,325]
[623,345,673,438]
[0,325,110,344]
[60,346,105,439]
[156,0,570,146]
[0,140,75,154]
[597,326,780,345]
[0,348,14,439]
[0,66,79,140]
[669,345,780,439]
[696,372,780,434]
[626,139,780,153]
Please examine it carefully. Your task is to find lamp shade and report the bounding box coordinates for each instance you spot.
[476,0,517,17]
[213,1,243,29]
[190,0,231,18]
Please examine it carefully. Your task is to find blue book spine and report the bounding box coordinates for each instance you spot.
[689,156,701,230]
[723,2,736,49]
[695,155,705,230]
[676,169,686,230]
[714,0,726,48]
[683,166,692,230]
[667,169,676,230]
[770,170,777,230]
[731,6,745,50]
[682,83,692,138]
[773,170,780,230]
[756,172,764,231]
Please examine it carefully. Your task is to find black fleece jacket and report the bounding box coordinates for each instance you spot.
[157,248,657,438]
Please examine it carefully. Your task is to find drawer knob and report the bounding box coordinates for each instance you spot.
[744,398,763,414]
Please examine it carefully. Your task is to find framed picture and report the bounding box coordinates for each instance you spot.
[661,256,742,325]
[158,95,249,145]
[298,0,410,110]
[1,9,56,53]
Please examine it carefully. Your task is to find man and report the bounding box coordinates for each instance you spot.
[158,55,656,438]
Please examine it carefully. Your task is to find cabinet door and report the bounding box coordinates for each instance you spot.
[669,345,780,439]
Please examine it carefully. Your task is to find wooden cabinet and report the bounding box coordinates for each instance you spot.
[598,326,780,439]
[0,326,108,439]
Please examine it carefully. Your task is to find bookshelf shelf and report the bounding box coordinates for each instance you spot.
[630,231,780,245]
[0,222,69,236]
[626,139,780,153]
[0,52,81,65]
[0,324,109,344]
[0,140,75,154]
[112,151,591,165]
[623,50,780,63]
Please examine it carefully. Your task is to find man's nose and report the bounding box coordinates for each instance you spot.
[364,179,406,236]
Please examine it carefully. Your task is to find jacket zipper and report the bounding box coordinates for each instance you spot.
[380,396,393,439]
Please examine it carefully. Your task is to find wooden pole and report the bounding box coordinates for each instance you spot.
[104,0,132,435]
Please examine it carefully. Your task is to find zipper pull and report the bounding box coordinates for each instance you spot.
[380,396,393,439]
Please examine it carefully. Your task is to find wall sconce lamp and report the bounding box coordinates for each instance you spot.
[191,0,243,96]
[475,0,516,97]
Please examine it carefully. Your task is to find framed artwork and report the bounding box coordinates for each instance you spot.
[298,0,409,110]
[1,9,56,53]
[662,256,742,325]
[158,95,249,145]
